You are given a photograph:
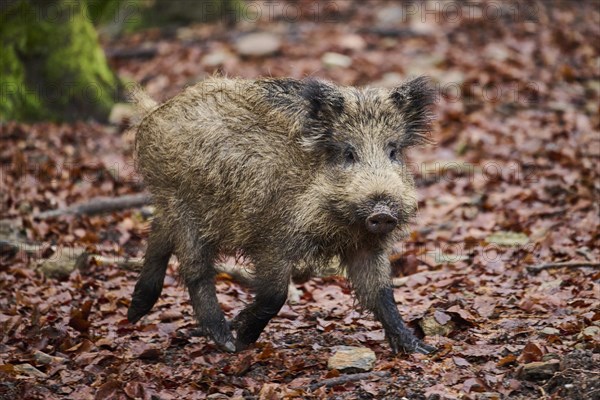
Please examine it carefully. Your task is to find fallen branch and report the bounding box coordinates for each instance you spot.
[527,261,600,273]
[359,27,429,38]
[34,193,151,219]
[1,238,143,277]
[36,251,143,278]
[309,371,390,391]
[105,46,158,59]
[84,253,143,271]
[1,239,45,257]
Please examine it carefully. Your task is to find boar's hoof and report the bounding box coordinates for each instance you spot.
[388,335,437,355]
[222,340,237,353]
[127,299,154,324]
[190,326,237,353]
[227,317,254,352]
[412,341,437,355]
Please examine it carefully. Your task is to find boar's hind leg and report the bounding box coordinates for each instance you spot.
[232,259,291,351]
[179,245,236,353]
[345,252,436,355]
[128,218,173,324]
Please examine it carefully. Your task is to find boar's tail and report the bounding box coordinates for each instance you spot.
[127,84,159,116]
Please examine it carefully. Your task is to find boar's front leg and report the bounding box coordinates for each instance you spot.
[345,251,436,355]
[374,286,436,354]
[231,256,291,351]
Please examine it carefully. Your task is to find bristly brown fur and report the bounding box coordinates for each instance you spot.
[127,76,437,355]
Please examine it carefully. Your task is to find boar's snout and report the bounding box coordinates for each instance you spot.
[365,204,398,234]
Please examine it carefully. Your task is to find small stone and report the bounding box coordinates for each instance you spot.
[580,325,600,339]
[14,363,47,378]
[33,350,66,366]
[322,52,352,68]
[484,44,510,61]
[337,34,366,51]
[327,346,376,372]
[519,361,559,381]
[235,32,281,57]
[375,6,405,27]
[419,314,456,337]
[540,327,560,336]
[202,51,232,67]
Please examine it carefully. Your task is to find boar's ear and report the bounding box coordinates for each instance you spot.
[301,79,345,120]
[299,79,344,147]
[390,77,435,146]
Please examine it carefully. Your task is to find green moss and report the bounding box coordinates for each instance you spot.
[0,42,46,120]
[0,2,47,120]
[0,0,118,122]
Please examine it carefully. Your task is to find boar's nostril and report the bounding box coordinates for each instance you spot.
[365,213,398,234]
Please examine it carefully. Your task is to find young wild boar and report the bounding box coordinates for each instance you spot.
[128,76,436,355]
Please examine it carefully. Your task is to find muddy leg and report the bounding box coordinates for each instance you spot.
[231,258,291,350]
[345,251,436,355]
[373,286,436,354]
[179,243,235,352]
[128,217,173,323]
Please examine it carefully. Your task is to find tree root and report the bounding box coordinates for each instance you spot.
[33,193,151,219]
[527,261,600,273]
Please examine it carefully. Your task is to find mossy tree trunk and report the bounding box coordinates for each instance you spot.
[139,0,242,28]
[0,0,119,122]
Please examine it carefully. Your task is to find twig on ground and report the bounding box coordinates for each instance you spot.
[1,239,45,257]
[526,261,600,273]
[308,371,390,391]
[84,253,143,271]
[0,238,143,277]
[34,193,151,219]
[575,248,595,261]
[105,46,158,59]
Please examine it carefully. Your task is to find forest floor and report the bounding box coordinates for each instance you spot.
[1,1,599,399]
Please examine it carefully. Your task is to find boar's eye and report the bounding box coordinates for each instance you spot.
[387,143,400,162]
[343,146,357,165]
